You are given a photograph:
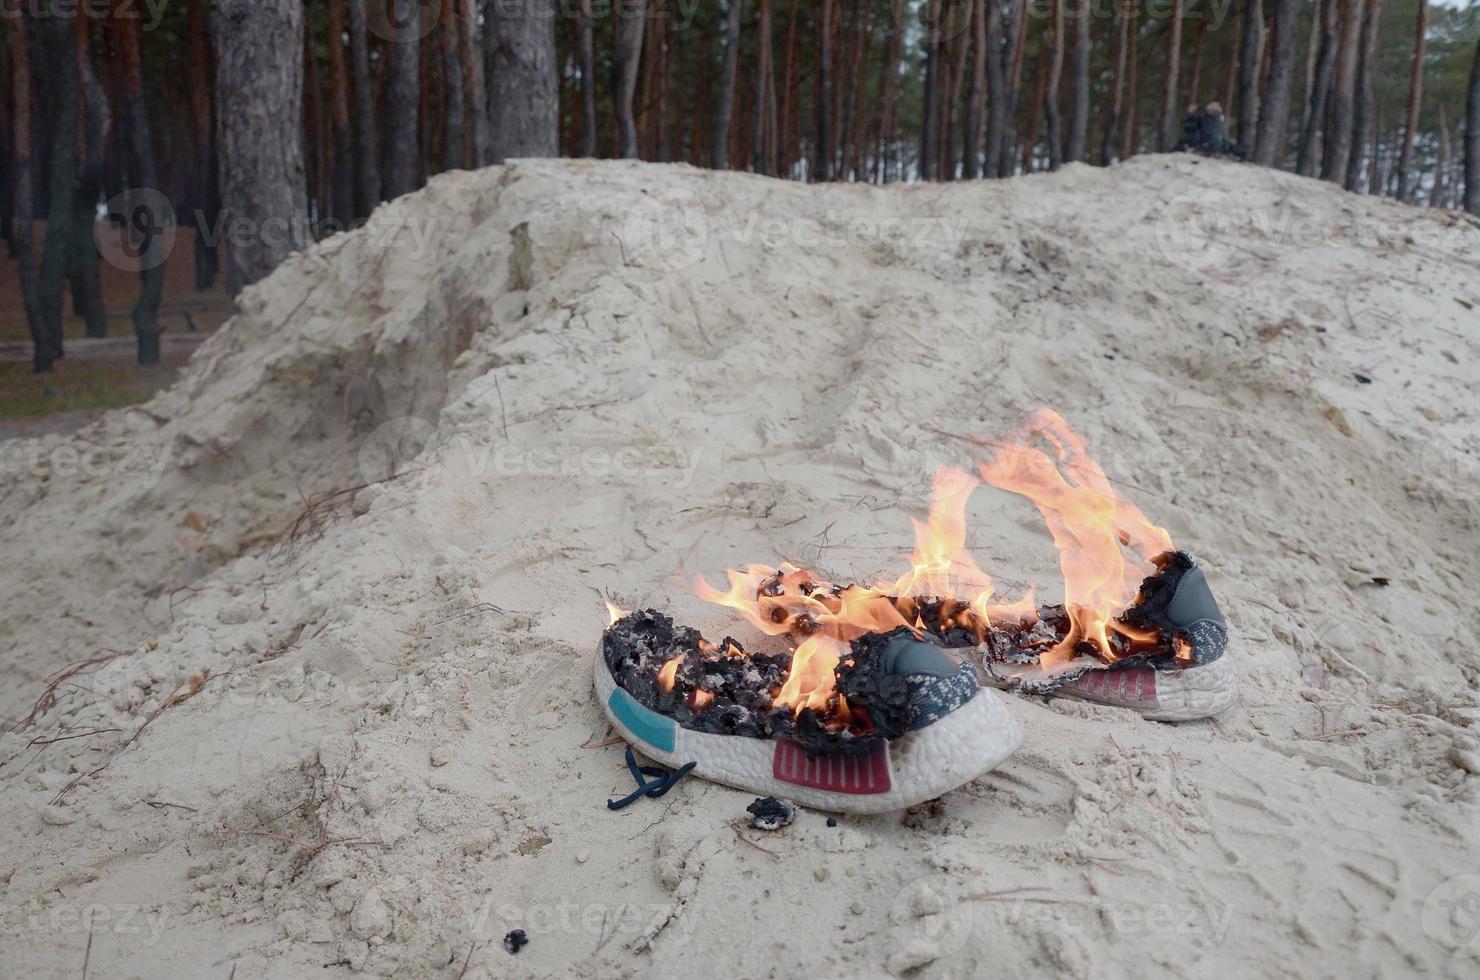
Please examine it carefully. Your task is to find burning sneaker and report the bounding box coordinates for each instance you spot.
[970,552,1238,723]
[596,611,1023,815]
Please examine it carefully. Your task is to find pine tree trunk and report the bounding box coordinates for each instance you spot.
[1160,0,1184,150]
[38,13,77,365]
[984,0,1008,177]
[781,2,798,175]
[459,0,491,166]
[381,0,420,196]
[1065,0,1089,163]
[844,4,873,180]
[189,0,220,288]
[325,0,353,222]
[349,0,381,214]
[71,18,108,340]
[963,0,986,177]
[711,0,743,169]
[489,0,559,161]
[814,0,834,180]
[1396,0,1426,203]
[942,5,969,179]
[613,0,646,159]
[1298,0,1322,144]
[1044,0,1065,170]
[920,0,940,180]
[7,4,47,372]
[1253,0,1297,166]
[752,0,775,174]
[1003,0,1029,175]
[578,0,597,157]
[214,0,309,300]
[1023,28,1048,172]
[1102,0,1130,164]
[1298,0,1339,177]
[303,16,324,222]
[877,0,902,181]
[1466,35,1479,215]
[1236,0,1264,145]
[1122,5,1140,160]
[1432,104,1449,206]
[1344,0,1381,191]
[1321,0,1360,182]
[437,0,465,170]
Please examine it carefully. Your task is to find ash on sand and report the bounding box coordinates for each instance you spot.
[746,797,796,831]
[3,156,1477,980]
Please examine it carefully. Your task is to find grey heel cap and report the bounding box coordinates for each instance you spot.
[1167,566,1226,630]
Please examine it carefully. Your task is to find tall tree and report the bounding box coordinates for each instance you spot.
[1396,0,1427,202]
[578,0,597,157]
[1102,0,1131,164]
[983,0,1008,177]
[214,0,309,298]
[815,0,835,180]
[713,0,744,169]
[920,0,941,179]
[189,0,220,288]
[964,0,987,178]
[382,0,421,197]
[1160,0,1185,150]
[7,2,46,372]
[489,0,559,160]
[37,11,77,365]
[459,0,492,166]
[1044,0,1065,169]
[71,18,109,339]
[1467,35,1480,215]
[1321,0,1361,181]
[1298,0,1339,176]
[438,0,465,170]
[613,0,646,159]
[1065,0,1090,163]
[1254,0,1299,167]
[753,0,776,175]
[1122,5,1141,160]
[1345,0,1382,191]
[349,0,380,215]
[1003,0,1030,175]
[325,0,355,223]
[1236,0,1264,146]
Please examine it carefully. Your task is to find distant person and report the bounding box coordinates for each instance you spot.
[1175,102,1248,160]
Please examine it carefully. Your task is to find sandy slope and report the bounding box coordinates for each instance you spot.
[2,155,1478,978]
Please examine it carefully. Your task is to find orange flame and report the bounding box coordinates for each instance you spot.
[605,600,631,626]
[658,408,1174,716]
[974,408,1172,666]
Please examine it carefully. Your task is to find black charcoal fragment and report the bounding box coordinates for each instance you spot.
[747,797,796,831]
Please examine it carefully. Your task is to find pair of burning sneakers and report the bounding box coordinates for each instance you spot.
[595,559,1237,814]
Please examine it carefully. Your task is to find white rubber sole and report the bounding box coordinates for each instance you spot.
[989,656,1238,722]
[594,646,1023,814]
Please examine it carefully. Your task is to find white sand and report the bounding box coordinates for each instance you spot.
[2,155,1478,978]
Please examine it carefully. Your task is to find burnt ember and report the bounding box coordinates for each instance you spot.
[602,610,912,754]
[746,797,796,831]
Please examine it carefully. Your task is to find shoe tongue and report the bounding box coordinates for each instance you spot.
[878,631,959,679]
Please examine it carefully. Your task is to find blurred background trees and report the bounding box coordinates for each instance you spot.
[2,0,1478,372]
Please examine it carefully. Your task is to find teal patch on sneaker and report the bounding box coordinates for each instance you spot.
[608,687,676,752]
